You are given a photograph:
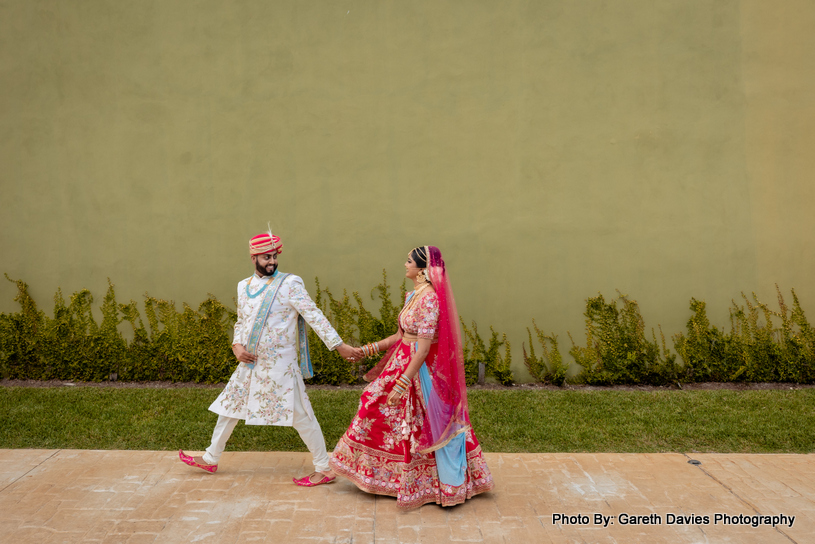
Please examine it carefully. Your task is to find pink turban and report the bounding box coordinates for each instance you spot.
[249,233,283,256]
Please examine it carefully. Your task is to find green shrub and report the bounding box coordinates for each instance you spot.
[672,298,740,382]
[674,286,815,383]
[352,272,405,376]
[729,292,781,382]
[568,291,677,385]
[308,278,362,385]
[115,294,235,383]
[119,297,156,381]
[782,287,815,381]
[523,320,567,385]
[0,275,46,379]
[0,276,237,383]
[302,271,406,385]
[42,286,113,381]
[461,320,514,385]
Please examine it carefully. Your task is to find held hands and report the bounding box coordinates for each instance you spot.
[343,339,389,363]
[336,343,364,362]
[237,342,363,365]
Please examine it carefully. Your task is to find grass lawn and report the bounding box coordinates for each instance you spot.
[1,387,813,453]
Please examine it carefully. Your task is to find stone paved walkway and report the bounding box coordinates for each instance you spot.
[1,449,812,543]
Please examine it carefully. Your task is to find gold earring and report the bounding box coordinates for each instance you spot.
[417,269,427,284]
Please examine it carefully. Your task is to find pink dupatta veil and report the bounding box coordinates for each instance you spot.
[362,246,471,453]
[416,246,471,453]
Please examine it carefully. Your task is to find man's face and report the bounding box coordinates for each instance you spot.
[252,252,278,277]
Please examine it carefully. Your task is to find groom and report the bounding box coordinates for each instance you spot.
[180,230,361,486]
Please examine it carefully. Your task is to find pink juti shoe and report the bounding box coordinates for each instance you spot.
[293,472,336,487]
[178,450,218,473]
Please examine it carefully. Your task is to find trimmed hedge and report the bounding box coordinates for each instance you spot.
[673,287,815,383]
[0,273,515,385]
[523,285,814,385]
[3,274,812,386]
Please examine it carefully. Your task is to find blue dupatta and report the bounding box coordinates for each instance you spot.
[407,288,466,487]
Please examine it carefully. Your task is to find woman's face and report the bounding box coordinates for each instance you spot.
[405,253,421,281]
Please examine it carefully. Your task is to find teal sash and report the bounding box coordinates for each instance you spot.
[244,272,312,378]
[297,314,313,379]
[245,272,289,361]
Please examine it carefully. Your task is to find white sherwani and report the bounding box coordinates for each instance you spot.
[209,271,341,426]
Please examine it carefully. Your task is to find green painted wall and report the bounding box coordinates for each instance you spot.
[2,1,813,380]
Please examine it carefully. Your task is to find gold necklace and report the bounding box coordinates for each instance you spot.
[403,282,430,313]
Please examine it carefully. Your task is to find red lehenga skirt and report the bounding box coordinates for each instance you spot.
[330,339,494,509]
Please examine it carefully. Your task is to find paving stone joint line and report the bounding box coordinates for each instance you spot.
[0,448,60,495]
[683,453,798,544]
[373,492,378,541]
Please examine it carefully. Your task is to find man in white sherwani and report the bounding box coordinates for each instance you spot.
[180,231,361,486]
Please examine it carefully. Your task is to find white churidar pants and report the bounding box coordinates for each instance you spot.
[202,380,330,472]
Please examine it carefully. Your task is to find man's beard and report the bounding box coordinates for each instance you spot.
[256,261,277,277]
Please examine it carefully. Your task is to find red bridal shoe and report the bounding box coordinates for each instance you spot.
[293,472,336,487]
[178,450,218,473]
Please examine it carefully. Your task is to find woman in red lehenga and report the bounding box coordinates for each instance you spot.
[330,246,494,509]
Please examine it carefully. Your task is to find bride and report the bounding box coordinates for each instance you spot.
[330,246,494,509]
